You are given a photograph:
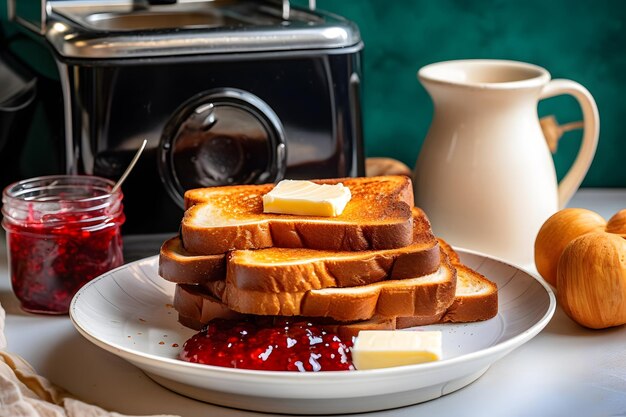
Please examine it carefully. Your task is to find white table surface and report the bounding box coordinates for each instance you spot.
[2,189,625,417]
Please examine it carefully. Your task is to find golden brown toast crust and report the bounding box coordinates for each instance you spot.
[181,176,415,255]
[159,237,224,284]
[164,176,498,337]
[174,284,397,340]
[396,242,498,327]
[172,244,498,333]
[174,284,242,324]
[437,238,461,264]
[227,238,439,292]
[160,207,438,289]
[202,249,456,322]
[439,264,498,323]
[183,176,413,210]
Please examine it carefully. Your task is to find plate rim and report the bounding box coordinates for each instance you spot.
[69,248,556,381]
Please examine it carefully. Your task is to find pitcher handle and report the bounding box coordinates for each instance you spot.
[539,79,600,208]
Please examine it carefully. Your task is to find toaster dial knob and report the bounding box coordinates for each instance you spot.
[159,89,287,208]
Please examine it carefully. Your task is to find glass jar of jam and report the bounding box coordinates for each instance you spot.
[2,175,125,314]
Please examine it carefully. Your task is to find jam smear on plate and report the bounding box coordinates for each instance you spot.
[180,318,354,371]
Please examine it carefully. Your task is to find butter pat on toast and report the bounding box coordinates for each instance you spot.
[181,176,415,255]
[262,180,352,217]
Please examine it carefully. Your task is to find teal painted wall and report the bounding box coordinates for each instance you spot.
[295,0,626,187]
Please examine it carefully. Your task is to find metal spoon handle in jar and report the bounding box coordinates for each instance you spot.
[111,139,147,194]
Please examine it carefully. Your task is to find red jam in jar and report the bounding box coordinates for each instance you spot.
[2,175,125,314]
[180,318,354,372]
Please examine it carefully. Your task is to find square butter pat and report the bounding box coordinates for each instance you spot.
[352,330,442,370]
[262,180,351,217]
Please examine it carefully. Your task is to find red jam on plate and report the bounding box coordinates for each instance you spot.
[180,319,354,372]
[2,175,125,314]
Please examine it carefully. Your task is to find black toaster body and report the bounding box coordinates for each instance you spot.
[0,1,364,234]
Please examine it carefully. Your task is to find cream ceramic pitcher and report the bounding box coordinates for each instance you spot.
[412,60,599,266]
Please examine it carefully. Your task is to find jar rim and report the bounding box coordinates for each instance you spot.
[1,175,124,228]
[2,175,119,203]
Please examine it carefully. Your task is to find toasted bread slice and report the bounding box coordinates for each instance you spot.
[176,306,397,342]
[181,176,415,255]
[159,237,225,284]
[173,249,498,335]
[439,264,498,323]
[174,284,243,324]
[175,284,398,340]
[200,249,456,322]
[437,238,460,264]
[159,207,440,290]
[226,238,439,292]
[174,284,397,335]
[434,239,497,322]
[394,264,498,327]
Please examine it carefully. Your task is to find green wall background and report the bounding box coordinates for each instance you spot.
[296,0,626,187]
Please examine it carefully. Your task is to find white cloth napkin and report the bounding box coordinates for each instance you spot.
[0,303,179,417]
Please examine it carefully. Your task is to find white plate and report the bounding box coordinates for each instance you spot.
[70,249,555,415]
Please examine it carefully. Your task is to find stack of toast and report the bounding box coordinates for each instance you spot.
[158,176,498,340]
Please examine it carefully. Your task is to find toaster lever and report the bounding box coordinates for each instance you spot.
[280,1,315,19]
